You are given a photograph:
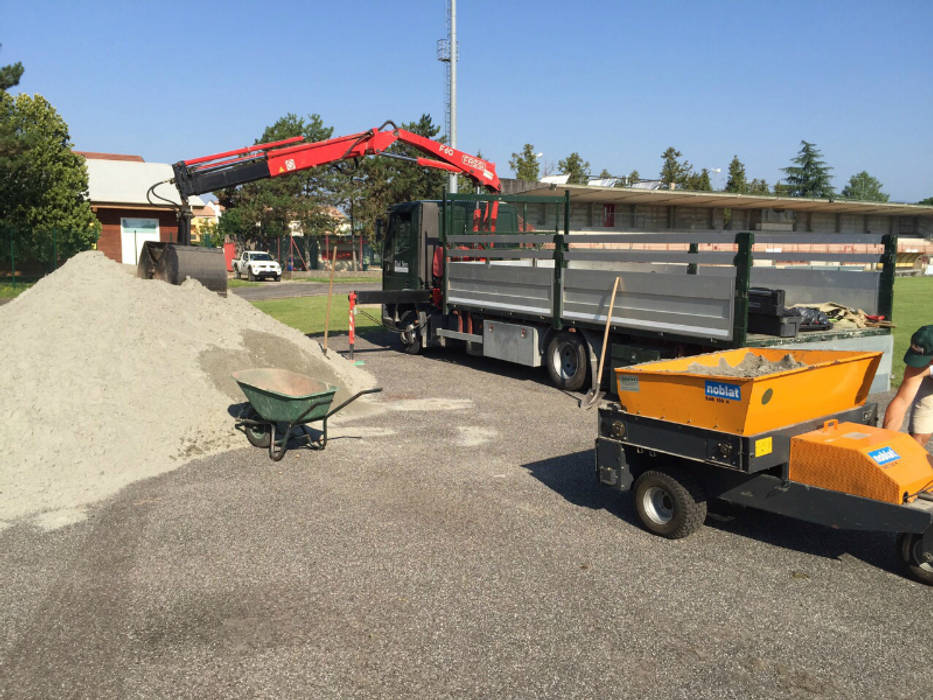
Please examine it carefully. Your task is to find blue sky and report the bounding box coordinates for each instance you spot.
[3,0,932,202]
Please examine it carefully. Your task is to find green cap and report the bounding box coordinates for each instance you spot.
[904,325,933,368]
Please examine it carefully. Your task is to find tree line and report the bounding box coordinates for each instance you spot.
[510,139,905,204]
[2,43,932,271]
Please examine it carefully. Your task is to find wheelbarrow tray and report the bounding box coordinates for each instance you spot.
[233,368,337,423]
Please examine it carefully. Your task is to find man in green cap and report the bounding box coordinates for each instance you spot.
[883,324,933,446]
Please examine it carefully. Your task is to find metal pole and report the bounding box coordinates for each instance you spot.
[448,0,458,194]
[348,291,357,360]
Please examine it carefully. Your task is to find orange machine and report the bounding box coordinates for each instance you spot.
[790,420,933,504]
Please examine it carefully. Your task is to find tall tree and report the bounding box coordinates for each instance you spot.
[748,179,771,195]
[626,169,640,186]
[558,152,590,184]
[0,92,100,265]
[841,171,889,202]
[0,45,23,92]
[216,113,340,245]
[660,147,691,187]
[509,144,540,182]
[725,155,748,194]
[781,140,834,198]
[685,168,712,192]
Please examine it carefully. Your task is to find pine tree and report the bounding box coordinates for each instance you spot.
[725,155,748,194]
[558,152,590,184]
[781,141,834,198]
[841,171,888,202]
[509,144,540,182]
[660,147,691,188]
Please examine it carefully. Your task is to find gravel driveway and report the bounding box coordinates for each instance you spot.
[1,330,930,698]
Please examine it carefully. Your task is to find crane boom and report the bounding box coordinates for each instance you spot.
[171,121,500,200]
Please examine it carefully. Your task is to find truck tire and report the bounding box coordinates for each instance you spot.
[248,267,255,282]
[234,265,241,280]
[896,532,933,585]
[633,468,707,539]
[399,310,422,355]
[546,332,588,391]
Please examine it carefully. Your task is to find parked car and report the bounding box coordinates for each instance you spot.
[233,251,282,281]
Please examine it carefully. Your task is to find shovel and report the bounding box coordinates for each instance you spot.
[580,276,621,410]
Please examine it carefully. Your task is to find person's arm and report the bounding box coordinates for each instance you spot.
[883,365,929,431]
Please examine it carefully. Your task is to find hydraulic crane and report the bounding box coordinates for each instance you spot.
[137,120,500,293]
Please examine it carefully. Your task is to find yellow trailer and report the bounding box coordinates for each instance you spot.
[597,348,933,584]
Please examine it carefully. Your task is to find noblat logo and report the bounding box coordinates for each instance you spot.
[868,446,900,465]
[705,380,741,401]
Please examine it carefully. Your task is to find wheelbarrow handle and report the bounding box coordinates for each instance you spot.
[325,387,383,419]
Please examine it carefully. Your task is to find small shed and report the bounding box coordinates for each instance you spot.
[79,153,204,265]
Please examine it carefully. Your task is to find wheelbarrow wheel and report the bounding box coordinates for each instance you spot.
[241,408,271,448]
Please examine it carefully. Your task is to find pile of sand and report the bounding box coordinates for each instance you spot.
[0,252,377,529]
[685,352,806,377]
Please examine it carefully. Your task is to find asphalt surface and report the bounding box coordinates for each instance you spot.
[231,280,381,302]
[1,330,931,699]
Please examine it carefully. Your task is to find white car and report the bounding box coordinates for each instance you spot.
[233,251,282,281]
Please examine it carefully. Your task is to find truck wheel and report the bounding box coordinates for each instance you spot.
[234,266,241,280]
[896,532,933,585]
[248,267,255,282]
[399,310,422,355]
[546,332,588,391]
[633,468,707,539]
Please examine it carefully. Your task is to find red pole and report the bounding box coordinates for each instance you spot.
[348,292,357,360]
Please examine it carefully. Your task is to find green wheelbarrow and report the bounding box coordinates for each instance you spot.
[233,368,382,461]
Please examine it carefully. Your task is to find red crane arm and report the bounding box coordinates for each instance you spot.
[172,121,500,197]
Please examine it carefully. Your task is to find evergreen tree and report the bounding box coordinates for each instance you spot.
[841,171,888,202]
[748,179,771,195]
[725,155,748,194]
[626,169,640,186]
[0,92,100,266]
[684,168,712,192]
[0,45,23,92]
[660,147,691,187]
[781,140,834,198]
[558,152,590,184]
[508,144,540,182]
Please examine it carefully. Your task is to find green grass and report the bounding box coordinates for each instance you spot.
[251,295,382,336]
[0,279,36,298]
[890,276,933,385]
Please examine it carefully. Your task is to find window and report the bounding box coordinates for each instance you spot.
[603,204,615,228]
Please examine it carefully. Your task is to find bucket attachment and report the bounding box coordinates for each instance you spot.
[137,242,227,296]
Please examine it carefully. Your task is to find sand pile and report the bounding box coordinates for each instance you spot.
[0,252,377,529]
[685,352,806,377]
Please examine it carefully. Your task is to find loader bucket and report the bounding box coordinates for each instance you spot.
[137,241,227,296]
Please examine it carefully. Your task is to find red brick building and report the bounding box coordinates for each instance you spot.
[79,152,205,264]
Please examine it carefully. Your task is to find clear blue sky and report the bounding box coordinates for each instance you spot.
[3,0,932,202]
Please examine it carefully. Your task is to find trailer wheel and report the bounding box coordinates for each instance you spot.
[896,532,933,585]
[546,332,588,391]
[633,468,707,539]
[399,310,422,355]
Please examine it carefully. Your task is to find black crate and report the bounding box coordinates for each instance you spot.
[748,312,802,337]
[749,287,786,315]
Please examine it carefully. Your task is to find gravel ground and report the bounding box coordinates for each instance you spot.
[0,330,930,699]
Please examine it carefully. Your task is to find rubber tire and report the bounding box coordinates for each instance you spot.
[275,274,281,282]
[241,408,271,448]
[546,332,588,391]
[247,267,255,282]
[234,266,241,280]
[399,310,422,355]
[896,532,933,585]
[633,468,707,539]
